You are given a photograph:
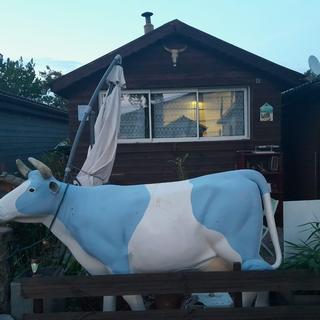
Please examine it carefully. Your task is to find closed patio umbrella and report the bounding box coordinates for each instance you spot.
[76,64,125,186]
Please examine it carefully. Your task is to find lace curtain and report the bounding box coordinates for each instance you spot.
[152,93,197,138]
[113,90,245,140]
[119,93,149,139]
[199,90,244,137]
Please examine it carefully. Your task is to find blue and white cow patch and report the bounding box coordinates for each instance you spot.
[57,184,151,273]
[190,171,264,262]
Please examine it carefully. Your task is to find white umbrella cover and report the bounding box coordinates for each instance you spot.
[76,65,125,186]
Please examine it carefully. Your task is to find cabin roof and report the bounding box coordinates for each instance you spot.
[282,78,320,104]
[282,78,320,96]
[51,19,303,96]
[0,90,68,120]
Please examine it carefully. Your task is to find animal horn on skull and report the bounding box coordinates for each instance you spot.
[163,45,187,67]
[16,159,31,178]
[28,157,53,179]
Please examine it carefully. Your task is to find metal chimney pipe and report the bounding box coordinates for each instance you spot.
[141,12,154,34]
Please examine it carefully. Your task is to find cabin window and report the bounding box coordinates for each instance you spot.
[198,90,245,137]
[99,88,249,143]
[119,93,150,139]
[151,92,197,138]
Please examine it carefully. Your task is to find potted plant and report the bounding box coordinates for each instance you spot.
[282,221,320,305]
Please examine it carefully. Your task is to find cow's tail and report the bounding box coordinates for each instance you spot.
[240,170,282,269]
[262,192,282,269]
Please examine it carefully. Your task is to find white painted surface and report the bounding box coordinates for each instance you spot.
[128,180,240,273]
[284,200,320,258]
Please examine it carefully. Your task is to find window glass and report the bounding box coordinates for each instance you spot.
[119,93,150,139]
[198,91,244,137]
[100,89,247,141]
[151,92,197,138]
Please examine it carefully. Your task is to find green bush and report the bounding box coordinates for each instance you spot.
[283,222,320,274]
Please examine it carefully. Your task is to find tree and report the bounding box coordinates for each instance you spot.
[0,56,67,110]
[304,69,318,82]
[38,66,67,109]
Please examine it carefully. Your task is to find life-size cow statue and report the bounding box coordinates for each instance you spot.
[0,158,281,310]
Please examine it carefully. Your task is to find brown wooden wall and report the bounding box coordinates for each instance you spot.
[283,90,320,200]
[66,35,290,185]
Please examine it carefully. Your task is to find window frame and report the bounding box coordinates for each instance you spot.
[99,87,250,143]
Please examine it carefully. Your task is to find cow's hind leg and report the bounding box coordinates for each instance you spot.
[241,259,272,306]
[199,257,232,272]
[242,291,269,307]
[203,231,262,308]
[203,229,241,265]
[241,260,272,307]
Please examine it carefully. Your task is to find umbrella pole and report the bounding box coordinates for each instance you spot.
[63,54,122,183]
[89,110,96,146]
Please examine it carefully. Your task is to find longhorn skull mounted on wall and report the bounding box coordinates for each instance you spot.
[163,45,187,67]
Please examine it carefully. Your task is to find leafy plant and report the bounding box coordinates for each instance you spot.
[168,153,189,180]
[40,140,70,180]
[283,222,320,274]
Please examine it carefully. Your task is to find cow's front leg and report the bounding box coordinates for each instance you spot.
[107,257,145,311]
[103,296,116,311]
[123,295,145,311]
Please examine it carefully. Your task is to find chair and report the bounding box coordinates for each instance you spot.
[261,198,279,257]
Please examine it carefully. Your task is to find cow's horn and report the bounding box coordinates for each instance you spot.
[28,157,53,179]
[16,159,32,178]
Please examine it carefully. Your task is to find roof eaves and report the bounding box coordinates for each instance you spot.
[282,78,320,102]
[0,90,68,117]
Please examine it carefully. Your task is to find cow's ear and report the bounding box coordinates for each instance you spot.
[49,181,60,193]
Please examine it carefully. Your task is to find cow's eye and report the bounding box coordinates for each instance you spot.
[28,187,36,193]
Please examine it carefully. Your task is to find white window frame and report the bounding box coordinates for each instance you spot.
[99,87,250,143]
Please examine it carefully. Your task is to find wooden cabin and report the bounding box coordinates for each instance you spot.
[282,79,320,201]
[0,90,68,172]
[51,17,303,198]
